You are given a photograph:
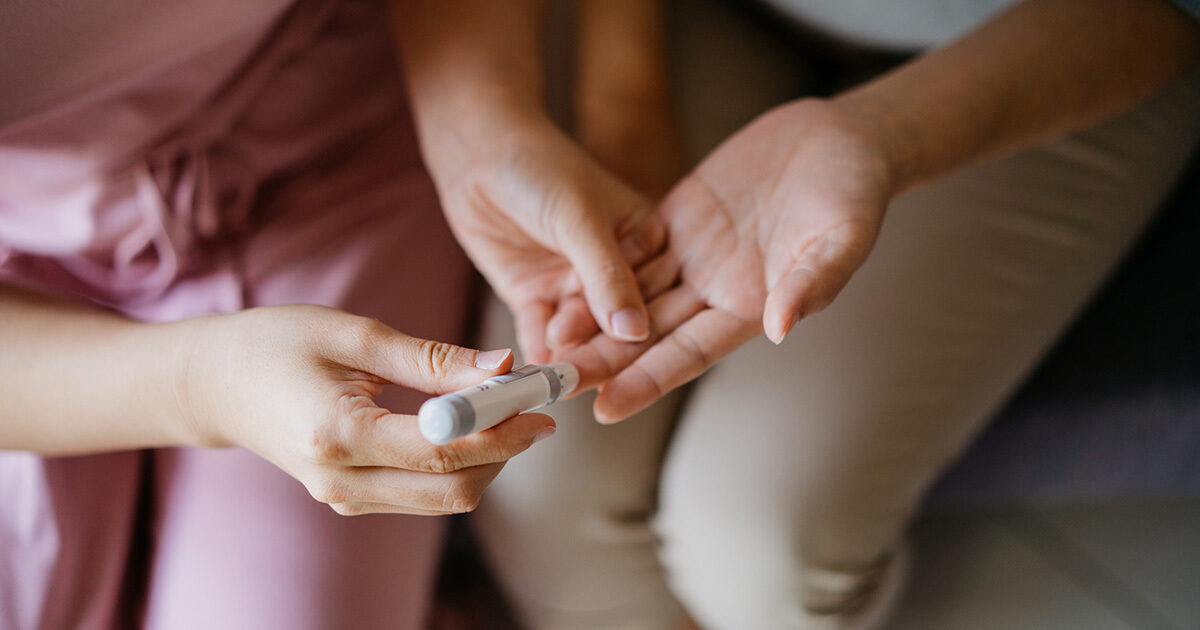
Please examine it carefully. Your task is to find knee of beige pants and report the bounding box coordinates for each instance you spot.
[652,73,1200,630]
[472,294,687,630]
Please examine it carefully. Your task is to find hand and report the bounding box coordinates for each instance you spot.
[538,54,690,353]
[561,98,894,421]
[178,305,556,516]
[428,113,666,362]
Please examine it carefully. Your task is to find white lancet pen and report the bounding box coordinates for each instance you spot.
[418,363,580,445]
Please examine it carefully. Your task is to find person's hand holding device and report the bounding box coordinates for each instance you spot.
[181,305,556,515]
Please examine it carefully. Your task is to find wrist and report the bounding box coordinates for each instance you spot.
[164,314,234,449]
[789,97,901,199]
[830,88,928,196]
[416,89,556,188]
[423,103,564,198]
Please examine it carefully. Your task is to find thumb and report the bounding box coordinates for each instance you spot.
[338,322,515,394]
[762,265,823,345]
[763,225,873,344]
[559,214,651,344]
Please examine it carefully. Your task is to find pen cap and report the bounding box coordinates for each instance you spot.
[418,395,473,445]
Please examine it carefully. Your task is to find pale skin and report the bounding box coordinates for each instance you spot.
[0,283,556,516]
[2,0,1197,519]
[552,0,1200,424]
[390,0,671,363]
[0,0,665,519]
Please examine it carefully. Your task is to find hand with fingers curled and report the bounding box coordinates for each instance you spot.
[179,305,556,516]
[554,99,893,422]
[423,111,672,364]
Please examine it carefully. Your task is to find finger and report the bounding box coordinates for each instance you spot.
[328,502,446,517]
[762,266,818,344]
[558,208,652,344]
[329,319,514,394]
[635,251,682,301]
[326,462,508,514]
[559,283,707,392]
[514,301,554,363]
[763,225,872,344]
[331,398,555,471]
[545,296,599,352]
[615,211,668,270]
[558,213,667,301]
[593,308,757,423]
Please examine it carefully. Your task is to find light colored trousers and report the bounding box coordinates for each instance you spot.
[472,47,1200,630]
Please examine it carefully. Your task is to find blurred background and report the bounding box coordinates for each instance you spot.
[435,1,1200,628]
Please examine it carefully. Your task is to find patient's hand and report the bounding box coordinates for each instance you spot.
[561,99,892,421]
[428,114,667,362]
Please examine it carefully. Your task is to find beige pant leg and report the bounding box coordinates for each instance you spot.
[473,294,686,630]
[653,72,1200,630]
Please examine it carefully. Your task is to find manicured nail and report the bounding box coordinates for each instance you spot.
[610,308,649,341]
[475,348,511,369]
[532,427,557,443]
[773,311,801,345]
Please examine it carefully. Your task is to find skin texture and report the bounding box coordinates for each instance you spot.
[555,0,1200,422]
[538,0,691,355]
[391,0,668,362]
[0,285,555,515]
[3,0,1198,513]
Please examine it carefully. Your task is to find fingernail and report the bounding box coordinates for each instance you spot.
[773,311,801,346]
[610,308,649,342]
[475,348,511,370]
[532,427,556,443]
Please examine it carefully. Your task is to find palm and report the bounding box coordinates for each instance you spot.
[563,99,891,421]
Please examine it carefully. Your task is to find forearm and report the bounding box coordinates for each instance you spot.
[834,0,1200,193]
[388,0,551,178]
[576,0,671,116]
[574,0,686,195]
[0,284,202,455]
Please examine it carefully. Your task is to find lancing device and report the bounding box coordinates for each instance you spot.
[419,363,580,445]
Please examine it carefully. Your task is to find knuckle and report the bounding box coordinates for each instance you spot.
[306,476,348,505]
[330,503,363,517]
[440,478,483,514]
[301,426,350,465]
[669,329,711,371]
[415,338,456,379]
[593,258,631,285]
[627,363,666,400]
[340,317,384,357]
[423,447,463,474]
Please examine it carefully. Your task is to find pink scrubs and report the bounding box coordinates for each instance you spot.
[0,1,474,628]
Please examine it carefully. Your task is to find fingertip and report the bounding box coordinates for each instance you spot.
[609,307,650,342]
[592,392,634,424]
[474,348,513,371]
[765,309,799,345]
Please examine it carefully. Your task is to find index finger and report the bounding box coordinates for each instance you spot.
[326,397,556,473]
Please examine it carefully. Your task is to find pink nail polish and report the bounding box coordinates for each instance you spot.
[532,427,556,443]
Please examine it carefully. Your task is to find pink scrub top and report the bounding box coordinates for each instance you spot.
[0,0,454,324]
[0,2,476,628]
